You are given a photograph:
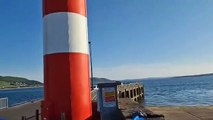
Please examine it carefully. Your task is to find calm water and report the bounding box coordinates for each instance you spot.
[127,75,213,106]
[0,87,43,107]
[1,76,213,107]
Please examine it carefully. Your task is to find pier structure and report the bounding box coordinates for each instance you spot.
[42,0,91,119]
[91,83,165,120]
[118,83,144,103]
[1,100,213,120]
[91,83,144,103]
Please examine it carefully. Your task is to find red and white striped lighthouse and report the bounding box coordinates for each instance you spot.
[42,0,92,119]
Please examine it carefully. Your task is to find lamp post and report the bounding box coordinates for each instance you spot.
[89,41,94,90]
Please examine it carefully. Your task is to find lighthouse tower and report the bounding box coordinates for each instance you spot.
[42,0,92,119]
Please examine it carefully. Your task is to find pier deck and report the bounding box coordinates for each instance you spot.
[118,83,144,102]
[1,101,213,120]
[118,98,164,120]
[0,101,40,120]
[1,83,213,120]
[148,106,213,120]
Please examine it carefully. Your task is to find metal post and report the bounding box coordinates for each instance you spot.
[61,113,66,120]
[36,109,39,120]
[89,41,94,90]
[6,97,8,108]
[21,116,26,120]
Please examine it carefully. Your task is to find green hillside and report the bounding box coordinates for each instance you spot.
[0,76,43,89]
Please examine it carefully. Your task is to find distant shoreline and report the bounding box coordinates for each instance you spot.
[0,86,43,91]
[9,99,43,108]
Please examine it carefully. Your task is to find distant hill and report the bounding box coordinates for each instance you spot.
[92,77,118,85]
[0,76,118,89]
[122,73,213,83]
[172,73,213,78]
[0,76,43,89]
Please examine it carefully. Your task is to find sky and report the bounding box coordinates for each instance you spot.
[0,0,213,82]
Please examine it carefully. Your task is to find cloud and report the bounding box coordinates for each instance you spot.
[94,62,213,80]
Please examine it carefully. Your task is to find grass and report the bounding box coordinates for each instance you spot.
[0,81,16,88]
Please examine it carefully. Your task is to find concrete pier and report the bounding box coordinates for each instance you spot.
[118,98,164,120]
[1,101,213,120]
[148,106,213,120]
[92,83,163,119]
[118,83,144,103]
[1,83,213,120]
[0,101,40,120]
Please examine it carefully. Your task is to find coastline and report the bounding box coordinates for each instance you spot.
[9,99,43,108]
[146,104,213,107]
[0,86,43,91]
[148,105,213,109]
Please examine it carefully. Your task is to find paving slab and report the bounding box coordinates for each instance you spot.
[148,106,213,120]
[1,101,213,120]
[0,101,41,120]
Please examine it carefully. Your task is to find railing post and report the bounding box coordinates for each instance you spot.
[6,97,8,108]
[61,112,66,120]
[36,109,39,120]
[21,116,26,120]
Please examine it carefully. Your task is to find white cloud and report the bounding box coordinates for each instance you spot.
[94,62,213,80]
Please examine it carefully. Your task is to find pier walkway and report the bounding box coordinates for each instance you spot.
[148,106,213,120]
[1,101,213,120]
[0,101,40,120]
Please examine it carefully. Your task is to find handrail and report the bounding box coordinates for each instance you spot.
[22,109,40,120]
[0,97,8,109]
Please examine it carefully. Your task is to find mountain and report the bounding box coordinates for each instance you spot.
[0,76,43,89]
[172,73,213,78]
[122,73,213,83]
[0,76,117,89]
[91,77,118,85]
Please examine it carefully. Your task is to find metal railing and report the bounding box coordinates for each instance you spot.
[22,109,40,120]
[0,97,8,110]
[22,110,67,120]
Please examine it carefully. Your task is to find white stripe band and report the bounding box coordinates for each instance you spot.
[43,12,89,55]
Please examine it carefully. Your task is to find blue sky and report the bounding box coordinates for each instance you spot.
[0,0,213,81]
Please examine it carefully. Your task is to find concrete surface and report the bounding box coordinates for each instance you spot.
[148,106,213,120]
[0,101,40,120]
[1,101,213,120]
[119,98,164,120]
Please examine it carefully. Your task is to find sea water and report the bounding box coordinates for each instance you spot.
[138,76,213,106]
[0,87,43,107]
[1,76,213,107]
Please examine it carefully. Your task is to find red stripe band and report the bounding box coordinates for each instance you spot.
[44,53,91,119]
[43,0,87,17]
